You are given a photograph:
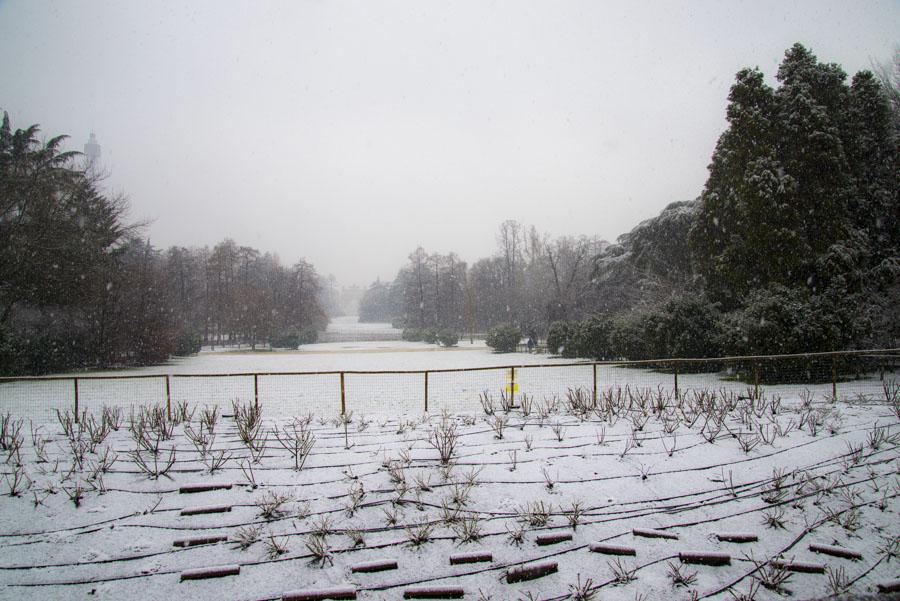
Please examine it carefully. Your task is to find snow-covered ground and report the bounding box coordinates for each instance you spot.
[1,319,898,599]
[317,316,404,342]
[0,318,894,424]
[0,386,897,600]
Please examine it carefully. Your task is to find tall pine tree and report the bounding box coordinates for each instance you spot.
[690,43,898,351]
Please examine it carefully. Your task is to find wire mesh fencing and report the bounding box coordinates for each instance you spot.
[0,349,897,423]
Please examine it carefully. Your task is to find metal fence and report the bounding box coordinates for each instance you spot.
[1,349,897,423]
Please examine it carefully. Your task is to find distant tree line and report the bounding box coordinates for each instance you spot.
[359,223,606,336]
[162,239,328,352]
[0,113,327,375]
[361,44,899,372]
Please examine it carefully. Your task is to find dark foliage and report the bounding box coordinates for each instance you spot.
[0,113,329,375]
[485,323,521,353]
[438,330,459,347]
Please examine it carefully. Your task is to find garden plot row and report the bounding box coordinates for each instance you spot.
[1,385,898,600]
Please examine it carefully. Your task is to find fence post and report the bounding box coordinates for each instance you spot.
[673,363,679,402]
[165,375,171,420]
[510,366,516,406]
[592,363,598,408]
[831,356,837,402]
[753,361,760,401]
[253,373,259,410]
[424,371,429,414]
[73,378,79,423]
[340,372,346,415]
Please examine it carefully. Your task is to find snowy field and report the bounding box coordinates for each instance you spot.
[0,333,584,422]
[0,318,893,423]
[1,320,898,600]
[0,383,898,600]
[317,317,404,342]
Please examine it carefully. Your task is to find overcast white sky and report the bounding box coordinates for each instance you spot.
[1,1,897,287]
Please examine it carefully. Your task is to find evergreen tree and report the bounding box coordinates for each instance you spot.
[0,113,130,322]
[358,279,397,323]
[693,43,898,353]
[846,70,898,259]
[689,67,781,308]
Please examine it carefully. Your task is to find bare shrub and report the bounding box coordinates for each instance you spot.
[4,464,30,497]
[172,400,194,424]
[662,433,677,457]
[867,423,890,450]
[520,394,534,417]
[344,482,366,516]
[726,581,760,601]
[1,413,24,455]
[63,481,85,507]
[460,465,482,487]
[264,532,290,559]
[517,500,551,527]
[429,418,458,464]
[199,405,219,433]
[762,507,786,529]
[309,514,335,538]
[507,449,518,471]
[405,518,435,546]
[202,448,231,474]
[383,505,401,527]
[826,565,851,596]
[452,515,483,543]
[882,378,899,418]
[234,525,262,550]
[184,423,213,457]
[130,447,176,479]
[233,400,263,445]
[489,415,508,439]
[541,465,556,491]
[55,409,76,438]
[551,421,566,442]
[566,387,592,418]
[566,500,584,529]
[440,498,461,524]
[506,522,526,546]
[620,435,637,458]
[83,413,111,450]
[479,391,495,415]
[256,490,293,520]
[607,557,637,584]
[447,482,473,507]
[736,432,759,453]
[273,421,316,470]
[568,574,596,600]
[666,561,698,587]
[748,555,791,591]
[345,526,365,548]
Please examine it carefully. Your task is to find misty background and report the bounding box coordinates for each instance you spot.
[1,0,897,288]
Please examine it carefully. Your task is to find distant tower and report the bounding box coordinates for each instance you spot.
[83,132,101,175]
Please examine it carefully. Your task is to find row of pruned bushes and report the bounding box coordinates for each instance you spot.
[0,323,202,376]
[270,328,319,349]
[402,328,459,347]
[485,323,521,353]
[548,296,721,362]
[545,288,868,382]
